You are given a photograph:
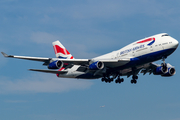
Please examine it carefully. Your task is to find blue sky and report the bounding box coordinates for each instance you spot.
[0,0,180,120]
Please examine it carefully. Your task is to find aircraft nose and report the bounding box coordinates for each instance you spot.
[173,39,179,49]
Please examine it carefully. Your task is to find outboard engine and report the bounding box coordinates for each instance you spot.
[161,67,176,77]
[89,61,104,70]
[48,60,63,69]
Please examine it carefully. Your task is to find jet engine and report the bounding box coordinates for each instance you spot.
[48,60,63,69]
[89,61,104,70]
[153,66,168,75]
[161,67,176,77]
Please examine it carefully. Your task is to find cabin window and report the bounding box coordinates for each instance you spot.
[162,43,168,45]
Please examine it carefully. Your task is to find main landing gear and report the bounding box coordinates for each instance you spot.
[101,75,139,84]
[115,76,124,84]
[101,74,124,84]
[101,77,113,83]
[131,75,138,84]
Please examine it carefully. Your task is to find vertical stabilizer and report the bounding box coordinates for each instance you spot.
[52,40,74,59]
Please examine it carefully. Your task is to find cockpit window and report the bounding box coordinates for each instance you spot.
[162,34,169,37]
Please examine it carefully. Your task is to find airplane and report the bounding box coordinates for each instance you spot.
[1,33,179,84]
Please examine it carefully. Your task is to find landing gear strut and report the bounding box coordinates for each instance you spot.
[162,57,167,66]
[161,56,168,72]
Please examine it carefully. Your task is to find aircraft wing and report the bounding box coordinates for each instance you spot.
[1,52,89,65]
[1,52,130,67]
[59,58,130,67]
[140,63,175,75]
[29,69,68,74]
[1,52,50,62]
[140,63,160,75]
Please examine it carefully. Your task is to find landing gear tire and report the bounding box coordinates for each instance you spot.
[102,77,113,83]
[116,80,121,84]
[115,80,118,83]
[120,78,124,82]
[132,75,138,80]
[131,79,137,84]
[115,78,124,84]
[101,78,105,82]
[134,80,137,84]
[115,79,120,83]
[131,75,138,84]
[131,80,133,84]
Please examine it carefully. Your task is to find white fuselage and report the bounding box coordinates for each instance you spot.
[57,33,179,79]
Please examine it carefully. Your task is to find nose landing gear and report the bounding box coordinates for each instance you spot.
[161,56,168,72]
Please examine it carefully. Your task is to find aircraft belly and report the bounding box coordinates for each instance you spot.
[76,73,101,79]
[143,48,174,62]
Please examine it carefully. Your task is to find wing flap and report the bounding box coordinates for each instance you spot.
[140,63,159,75]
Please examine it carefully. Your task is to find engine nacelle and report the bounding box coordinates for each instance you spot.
[89,61,104,70]
[161,67,176,77]
[48,60,63,69]
[153,66,168,75]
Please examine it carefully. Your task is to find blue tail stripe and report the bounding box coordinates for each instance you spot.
[58,56,67,59]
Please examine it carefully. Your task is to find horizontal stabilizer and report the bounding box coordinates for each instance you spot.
[29,69,68,74]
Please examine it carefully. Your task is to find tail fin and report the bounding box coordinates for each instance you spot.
[52,40,74,59]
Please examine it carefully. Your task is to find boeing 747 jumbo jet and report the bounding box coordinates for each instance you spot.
[1,33,179,84]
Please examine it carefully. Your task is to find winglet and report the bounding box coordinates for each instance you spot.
[1,52,14,58]
[1,52,9,57]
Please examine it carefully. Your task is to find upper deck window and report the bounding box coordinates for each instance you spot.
[162,34,169,37]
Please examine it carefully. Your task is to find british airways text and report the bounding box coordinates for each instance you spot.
[120,45,145,55]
